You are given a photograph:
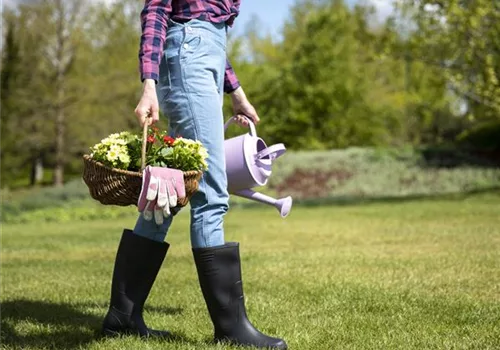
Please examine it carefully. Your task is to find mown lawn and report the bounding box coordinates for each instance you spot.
[1,192,500,349]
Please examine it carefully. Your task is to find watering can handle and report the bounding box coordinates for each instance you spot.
[256,143,286,161]
[224,116,257,137]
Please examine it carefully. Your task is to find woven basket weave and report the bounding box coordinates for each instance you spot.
[82,121,203,207]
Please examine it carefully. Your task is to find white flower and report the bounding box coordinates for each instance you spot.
[174,137,196,146]
[109,144,122,153]
[119,153,130,165]
[89,131,136,170]
[106,149,119,161]
[199,147,209,160]
[201,159,208,170]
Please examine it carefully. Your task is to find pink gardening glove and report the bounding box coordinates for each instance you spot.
[137,165,186,224]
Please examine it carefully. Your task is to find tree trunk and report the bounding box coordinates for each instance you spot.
[53,104,65,186]
[30,156,44,186]
[52,0,67,187]
[53,54,66,186]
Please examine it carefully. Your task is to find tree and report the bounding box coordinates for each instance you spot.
[234,0,411,149]
[47,0,87,185]
[1,8,54,186]
[0,1,91,186]
[228,0,460,148]
[63,0,144,175]
[1,14,24,184]
[399,0,500,120]
[1,0,144,188]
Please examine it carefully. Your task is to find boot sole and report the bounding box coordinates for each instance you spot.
[215,338,288,349]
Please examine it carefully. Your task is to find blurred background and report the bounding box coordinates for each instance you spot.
[1,0,499,221]
[2,3,499,348]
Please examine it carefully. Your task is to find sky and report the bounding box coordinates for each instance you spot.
[235,0,395,37]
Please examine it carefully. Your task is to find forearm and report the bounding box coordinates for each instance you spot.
[143,78,156,91]
[224,58,241,94]
[139,0,172,83]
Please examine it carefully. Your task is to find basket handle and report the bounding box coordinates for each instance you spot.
[141,117,151,172]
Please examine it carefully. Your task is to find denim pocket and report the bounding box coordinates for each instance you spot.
[158,57,172,105]
[158,34,183,104]
[180,35,202,64]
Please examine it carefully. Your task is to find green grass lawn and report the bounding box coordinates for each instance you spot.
[2,192,500,349]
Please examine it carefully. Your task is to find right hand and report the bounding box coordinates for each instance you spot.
[135,79,159,126]
[230,86,260,127]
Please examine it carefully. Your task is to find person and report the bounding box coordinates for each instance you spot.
[100,1,287,349]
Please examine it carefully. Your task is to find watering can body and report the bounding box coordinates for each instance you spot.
[223,117,292,217]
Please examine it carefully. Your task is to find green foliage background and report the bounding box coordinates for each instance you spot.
[1,0,499,188]
[2,148,499,224]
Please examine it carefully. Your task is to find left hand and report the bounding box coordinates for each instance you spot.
[230,86,260,127]
[135,79,159,127]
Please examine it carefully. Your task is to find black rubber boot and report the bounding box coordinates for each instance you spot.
[192,242,287,349]
[102,229,169,338]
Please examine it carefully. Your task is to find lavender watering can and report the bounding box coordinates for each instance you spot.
[224,116,293,218]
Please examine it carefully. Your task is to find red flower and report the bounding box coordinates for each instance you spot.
[163,135,175,146]
[147,134,155,143]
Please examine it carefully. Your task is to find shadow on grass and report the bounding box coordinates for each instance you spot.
[0,299,197,349]
[1,299,100,349]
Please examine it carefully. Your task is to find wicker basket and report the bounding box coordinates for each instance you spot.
[82,122,203,207]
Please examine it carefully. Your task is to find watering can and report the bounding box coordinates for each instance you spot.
[224,116,293,218]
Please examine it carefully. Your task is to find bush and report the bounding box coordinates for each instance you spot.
[3,147,500,223]
[456,121,500,151]
[3,204,136,224]
[1,179,91,216]
[268,147,500,200]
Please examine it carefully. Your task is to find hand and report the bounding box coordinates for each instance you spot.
[137,166,186,225]
[135,79,159,127]
[230,86,260,127]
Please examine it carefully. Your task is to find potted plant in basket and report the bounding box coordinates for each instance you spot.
[82,125,208,207]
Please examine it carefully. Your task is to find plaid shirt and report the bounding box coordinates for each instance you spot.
[139,0,241,93]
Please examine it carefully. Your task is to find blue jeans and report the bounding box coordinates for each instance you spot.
[133,19,229,248]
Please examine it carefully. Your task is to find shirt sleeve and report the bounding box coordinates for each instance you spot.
[224,58,241,94]
[139,0,172,83]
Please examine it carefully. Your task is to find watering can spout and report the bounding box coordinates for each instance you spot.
[234,189,292,218]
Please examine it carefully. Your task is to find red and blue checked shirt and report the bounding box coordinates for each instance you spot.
[139,0,241,93]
